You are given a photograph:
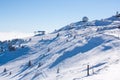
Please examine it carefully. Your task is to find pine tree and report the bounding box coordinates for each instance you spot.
[29,38,31,41]
[73,35,76,39]
[0,46,3,52]
[28,60,32,67]
[8,45,16,51]
[9,72,12,75]
[38,62,42,68]
[56,33,60,37]
[66,39,68,42]
[47,48,50,52]
[87,65,90,76]
[57,67,60,73]
[3,68,7,72]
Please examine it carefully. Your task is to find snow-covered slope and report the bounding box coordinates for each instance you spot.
[0,15,120,80]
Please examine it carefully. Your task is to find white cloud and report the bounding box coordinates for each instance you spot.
[0,32,34,41]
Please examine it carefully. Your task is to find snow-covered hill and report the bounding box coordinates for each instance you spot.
[0,14,120,80]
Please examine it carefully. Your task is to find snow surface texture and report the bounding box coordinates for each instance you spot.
[0,15,120,80]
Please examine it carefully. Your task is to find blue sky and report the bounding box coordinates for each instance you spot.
[0,0,120,33]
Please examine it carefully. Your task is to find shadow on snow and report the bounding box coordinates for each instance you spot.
[0,47,30,65]
[50,37,104,68]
